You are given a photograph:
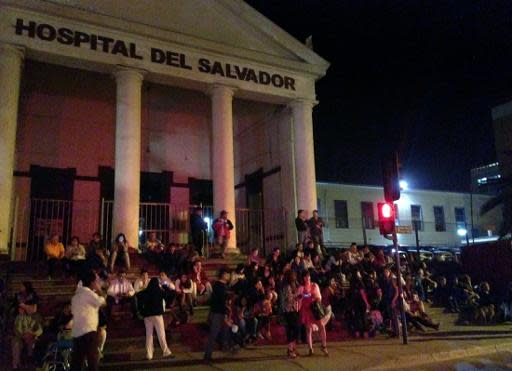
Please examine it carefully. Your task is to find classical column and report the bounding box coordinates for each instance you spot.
[291,99,318,214]
[0,44,23,255]
[113,68,144,250]
[209,85,237,251]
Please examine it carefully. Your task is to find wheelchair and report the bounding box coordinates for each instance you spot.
[41,335,73,371]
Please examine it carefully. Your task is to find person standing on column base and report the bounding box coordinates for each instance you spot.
[308,210,327,258]
[213,211,234,259]
[190,207,208,256]
[295,209,309,244]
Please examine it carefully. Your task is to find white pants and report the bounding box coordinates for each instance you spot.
[144,315,170,359]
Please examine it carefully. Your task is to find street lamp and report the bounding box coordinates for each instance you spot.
[399,180,408,191]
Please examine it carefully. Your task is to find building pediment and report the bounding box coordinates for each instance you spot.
[2,0,329,78]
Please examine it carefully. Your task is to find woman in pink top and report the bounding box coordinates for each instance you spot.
[298,271,328,356]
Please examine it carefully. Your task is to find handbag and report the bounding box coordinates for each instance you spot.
[311,300,326,320]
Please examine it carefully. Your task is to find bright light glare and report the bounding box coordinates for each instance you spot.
[391,248,396,253]
[204,217,211,227]
[399,180,408,191]
[382,203,393,218]
[139,230,143,236]
[457,228,467,237]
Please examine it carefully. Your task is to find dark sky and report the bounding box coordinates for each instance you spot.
[245,0,512,191]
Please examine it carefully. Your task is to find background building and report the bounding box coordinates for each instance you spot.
[493,101,512,179]
[470,162,501,195]
[317,182,501,248]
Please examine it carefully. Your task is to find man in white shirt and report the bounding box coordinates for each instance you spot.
[106,270,135,317]
[347,243,363,265]
[71,270,106,371]
[134,268,150,293]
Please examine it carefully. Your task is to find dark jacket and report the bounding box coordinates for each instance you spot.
[308,217,324,237]
[295,217,308,232]
[136,288,166,317]
[190,214,207,234]
[210,281,228,314]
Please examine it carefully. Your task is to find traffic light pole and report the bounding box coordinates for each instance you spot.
[392,228,408,345]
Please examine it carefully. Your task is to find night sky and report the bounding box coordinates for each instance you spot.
[245,0,512,192]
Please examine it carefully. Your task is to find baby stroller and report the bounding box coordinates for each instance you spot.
[41,331,73,371]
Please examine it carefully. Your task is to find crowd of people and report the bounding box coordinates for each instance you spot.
[5,208,512,369]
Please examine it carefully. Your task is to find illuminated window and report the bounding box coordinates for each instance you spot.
[455,207,466,229]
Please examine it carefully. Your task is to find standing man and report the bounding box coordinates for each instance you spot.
[71,270,106,371]
[190,207,208,256]
[308,210,326,257]
[295,209,309,244]
[212,210,234,259]
[204,267,231,362]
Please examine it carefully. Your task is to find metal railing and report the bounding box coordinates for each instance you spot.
[10,198,101,262]
[235,208,288,256]
[101,200,288,256]
[9,198,289,262]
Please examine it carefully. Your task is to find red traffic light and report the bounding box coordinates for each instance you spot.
[378,202,395,236]
[381,203,393,218]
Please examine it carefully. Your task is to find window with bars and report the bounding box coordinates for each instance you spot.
[334,200,349,229]
[455,207,466,229]
[433,206,446,232]
[411,204,423,231]
[361,202,375,229]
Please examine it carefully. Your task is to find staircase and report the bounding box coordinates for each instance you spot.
[5,253,244,369]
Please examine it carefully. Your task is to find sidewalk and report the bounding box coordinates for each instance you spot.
[100,318,512,370]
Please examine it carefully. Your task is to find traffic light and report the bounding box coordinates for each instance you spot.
[382,151,400,202]
[378,202,395,236]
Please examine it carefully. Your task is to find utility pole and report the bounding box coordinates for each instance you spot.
[414,221,420,256]
[380,151,408,345]
[361,215,368,246]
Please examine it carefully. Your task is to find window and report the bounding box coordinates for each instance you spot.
[361,202,375,229]
[411,204,423,231]
[433,206,446,232]
[455,207,466,229]
[334,200,349,229]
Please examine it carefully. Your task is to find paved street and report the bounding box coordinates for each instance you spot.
[100,331,512,371]
[100,306,512,371]
[408,352,512,371]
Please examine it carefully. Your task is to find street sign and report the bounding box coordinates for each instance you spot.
[396,225,413,234]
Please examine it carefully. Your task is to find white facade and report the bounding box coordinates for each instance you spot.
[317,182,501,248]
[0,0,329,256]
